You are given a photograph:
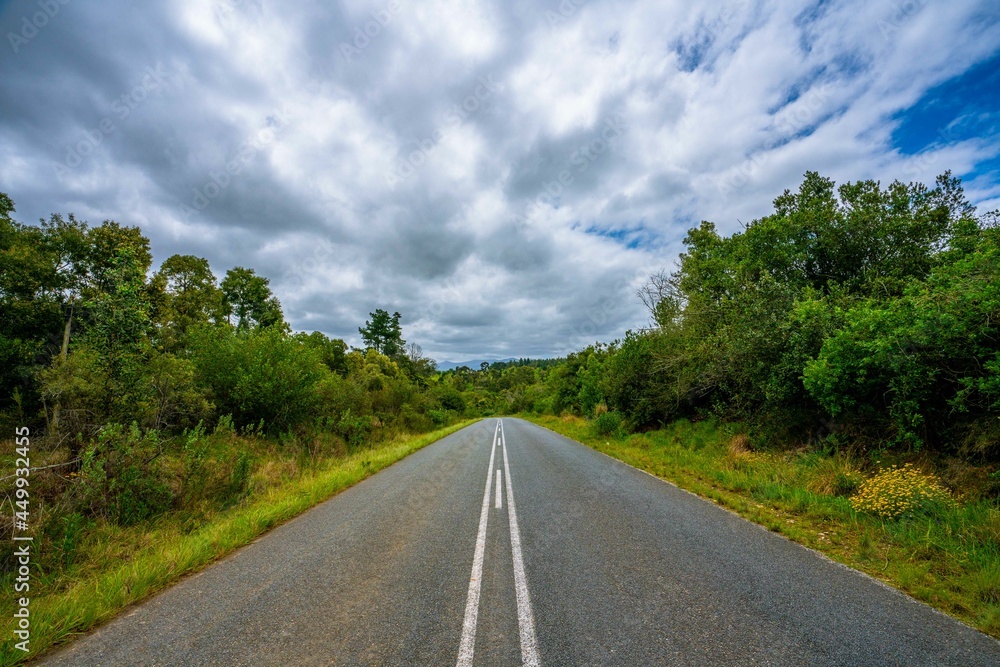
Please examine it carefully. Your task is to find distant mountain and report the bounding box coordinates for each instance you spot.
[435,357,517,371]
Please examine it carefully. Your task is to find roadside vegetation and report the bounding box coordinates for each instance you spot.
[525,414,1000,638]
[0,421,473,664]
[2,168,999,656]
[0,192,482,662]
[508,171,1000,637]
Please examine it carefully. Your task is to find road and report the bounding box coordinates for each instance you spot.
[38,418,1000,666]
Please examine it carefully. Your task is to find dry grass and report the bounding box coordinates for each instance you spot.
[251,459,300,490]
[727,433,752,456]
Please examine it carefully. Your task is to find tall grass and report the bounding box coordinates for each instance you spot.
[527,414,1000,639]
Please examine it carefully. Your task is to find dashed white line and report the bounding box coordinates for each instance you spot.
[500,420,541,667]
[455,421,500,667]
[456,420,540,667]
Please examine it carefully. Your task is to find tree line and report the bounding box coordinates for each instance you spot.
[536,171,1000,458]
[1,168,996,554]
[0,193,476,451]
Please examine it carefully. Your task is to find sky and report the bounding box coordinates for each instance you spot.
[1,0,999,362]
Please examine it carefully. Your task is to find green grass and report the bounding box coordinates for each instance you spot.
[0,420,476,666]
[523,414,1000,639]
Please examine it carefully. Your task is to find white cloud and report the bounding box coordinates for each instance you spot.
[1,0,998,360]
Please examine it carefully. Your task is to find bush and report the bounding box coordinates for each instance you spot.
[434,386,466,412]
[181,421,211,502]
[140,352,213,431]
[427,408,456,427]
[593,410,624,438]
[803,227,1000,451]
[401,403,434,432]
[851,463,952,519]
[600,332,664,428]
[71,423,174,525]
[190,326,327,432]
[337,410,377,448]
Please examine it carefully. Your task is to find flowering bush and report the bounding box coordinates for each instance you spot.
[851,464,951,519]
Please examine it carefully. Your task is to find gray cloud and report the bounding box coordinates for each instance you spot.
[2,0,999,361]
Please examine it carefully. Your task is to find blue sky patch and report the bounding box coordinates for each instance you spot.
[891,51,1000,156]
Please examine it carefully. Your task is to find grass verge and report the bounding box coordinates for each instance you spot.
[1,420,476,666]
[522,414,1000,639]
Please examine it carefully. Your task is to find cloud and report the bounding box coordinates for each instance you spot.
[1,0,998,360]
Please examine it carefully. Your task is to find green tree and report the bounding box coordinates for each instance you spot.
[0,196,64,421]
[359,309,406,357]
[296,331,349,376]
[0,200,154,431]
[79,248,154,422]
[626,170,981,440]
[152,255,225,349]
[220,267,285,331]
[803,224,1000,452]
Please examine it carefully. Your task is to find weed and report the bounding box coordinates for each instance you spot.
[852,464,952,520]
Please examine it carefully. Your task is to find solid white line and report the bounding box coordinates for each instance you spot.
[500,420,541,667]
[495,473,503,509]
[456,421,500,667]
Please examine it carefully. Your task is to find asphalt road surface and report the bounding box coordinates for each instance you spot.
[38,418,1000,666]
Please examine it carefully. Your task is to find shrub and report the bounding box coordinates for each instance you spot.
[337,409,377,448]
[401,403,434,432]
[71,423,174,525]
[600,332,663,428]
[222,451,252,506]
[189,326,327,432]
[181,421,211,502]
[434,386,466,412]
[140,352,214,431]
[427,408,456,427]
[593,410,624,438]
[851,463,952,519]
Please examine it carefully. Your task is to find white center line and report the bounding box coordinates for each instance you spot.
[500,420,541,667]
[455,421,499,667]
[495,472,503,509]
